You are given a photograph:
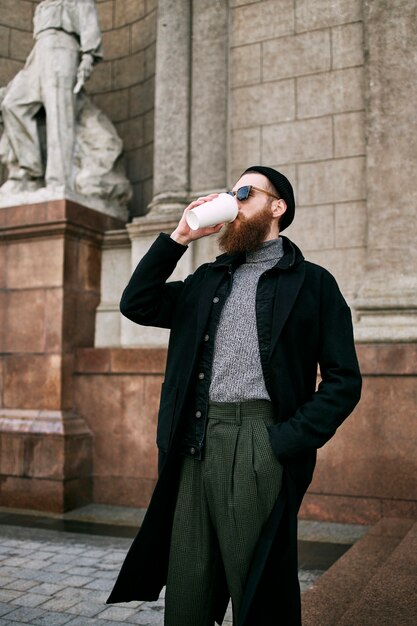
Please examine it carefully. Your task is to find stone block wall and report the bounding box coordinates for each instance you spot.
[229,0,366,301]
[90,0,156,217]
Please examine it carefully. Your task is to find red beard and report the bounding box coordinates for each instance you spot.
[218,204,273,255]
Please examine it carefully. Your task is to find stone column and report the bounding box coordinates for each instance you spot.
[150,0,192,216]
[355,0,417,341]
[190,0,229,196]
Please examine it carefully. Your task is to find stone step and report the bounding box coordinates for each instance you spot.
[302,518,415,626]
[337,520,417,625]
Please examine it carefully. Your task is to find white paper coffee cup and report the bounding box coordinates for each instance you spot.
[186,193,238,230]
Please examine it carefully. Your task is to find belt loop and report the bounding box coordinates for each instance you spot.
[237,402,241,425]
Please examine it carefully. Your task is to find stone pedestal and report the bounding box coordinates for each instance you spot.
[0,199,123,512]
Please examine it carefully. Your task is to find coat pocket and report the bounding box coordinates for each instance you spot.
[156,383,178,452]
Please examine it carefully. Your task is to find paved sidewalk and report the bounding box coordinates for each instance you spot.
[0,513,367,626]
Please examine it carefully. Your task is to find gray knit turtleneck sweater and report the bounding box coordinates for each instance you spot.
[209,238,284,402]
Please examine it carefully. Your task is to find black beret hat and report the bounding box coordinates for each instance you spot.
[243,165,295,231]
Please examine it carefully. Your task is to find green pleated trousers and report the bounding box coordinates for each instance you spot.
[164,400,283,626]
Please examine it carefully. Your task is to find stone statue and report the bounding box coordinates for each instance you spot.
[0,0,131,213]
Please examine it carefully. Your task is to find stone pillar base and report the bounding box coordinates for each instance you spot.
[354,285,417,342]
[0,410,92,512]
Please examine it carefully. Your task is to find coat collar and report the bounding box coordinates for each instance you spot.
[209,236,304,272]
[194,236,306,359]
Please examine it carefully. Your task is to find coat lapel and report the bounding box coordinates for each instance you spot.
[269,262,306,359]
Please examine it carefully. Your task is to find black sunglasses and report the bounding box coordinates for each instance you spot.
[227,185,279,201]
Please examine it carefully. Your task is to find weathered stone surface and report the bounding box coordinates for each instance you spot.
[262,117,333,164]
[297,67,364,118]
[86,59,112,93]
[152,0,191,201]
[230,43,261,87]
[231,127,261,173]
[0,58,22,85]
[129,76,155,116]
[0,25,10,57]
[112,50,145,89]
[295,0,362,32]
[114,0,146,27]
[9,28,33,62]
[286,205,335,252]
[102,26,130,60]
[96,0,114,31]
[334,201,367,248]
[231,0,294,46]
[263,30,331,80]
[7,239,63,289]
[334,111,366,157]
[94,89,129,123]
[232,80,295,129]
[190,0,228,192]
[131,10,157,52]
[332,22,364,69]
[0,0,33,30]
[298,157,366,206]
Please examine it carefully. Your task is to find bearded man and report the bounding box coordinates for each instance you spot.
[107,166,362,626]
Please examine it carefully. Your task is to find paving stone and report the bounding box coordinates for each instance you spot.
[126,608,164,625]
[27,583,68,596]
[97,569,118,579]
[0,589,23,602]
[84,578,113,591]
[10,593,51,608]
[60,575,91,588]
[0,520,330,625]
[64,618,104,626]
[65,600,106,617]
[44,562,72,573]
[18,570,69,584]
[49,554,79,564]
[5,557,28,567]
[70,556,98,567]
[4,579,38,592]
[98,605,140,621]
[65,566,98,577]
[36,596,79,612]
[1,605,47,622]
[0,567,20,578]
[0,602,15,617]
[57,588,96,602]
[30,612,74,626]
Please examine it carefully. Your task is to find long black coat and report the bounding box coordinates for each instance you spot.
[107,233,362,626]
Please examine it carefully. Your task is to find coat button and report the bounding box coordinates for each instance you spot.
[198,372,205,380]
[204,334,210,342]
[195,411,202,418]
[213,296,219,303]
[190,447,196,455]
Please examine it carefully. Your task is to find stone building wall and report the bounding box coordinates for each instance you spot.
[229,0,366,302]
